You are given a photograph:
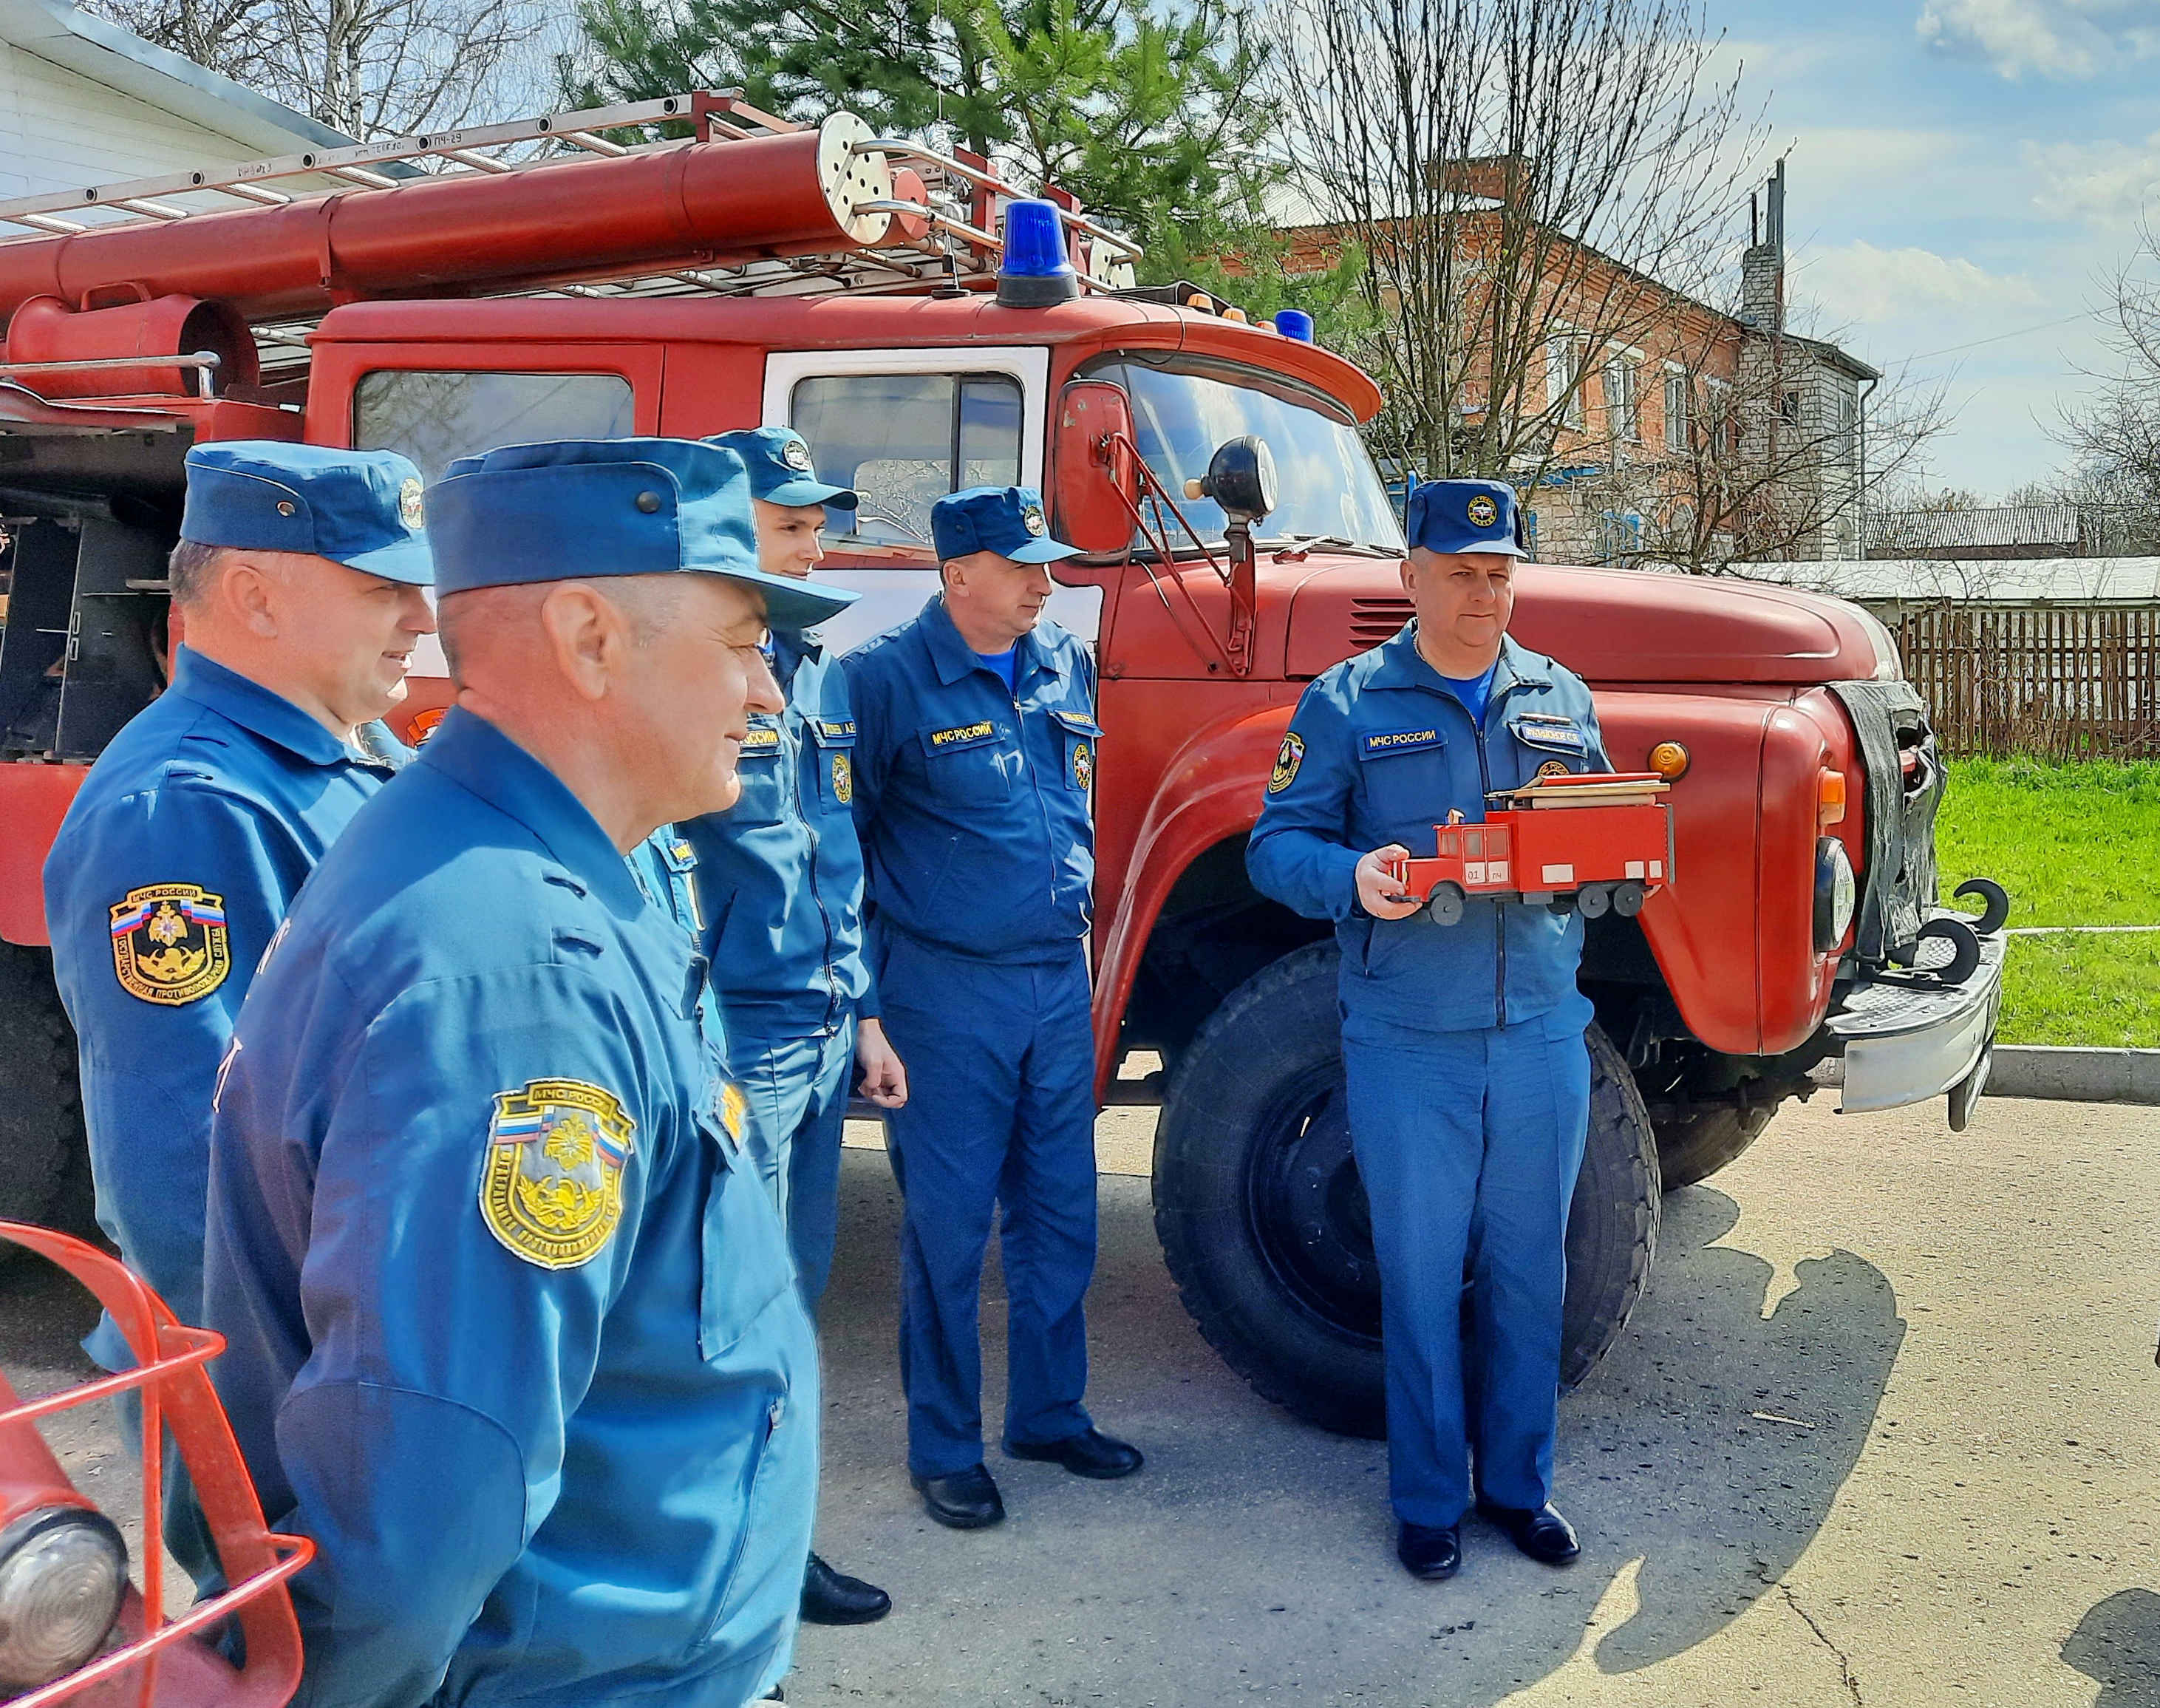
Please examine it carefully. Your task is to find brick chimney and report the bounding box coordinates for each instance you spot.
[1437,154,1536,206]
[1740,157,1785,333]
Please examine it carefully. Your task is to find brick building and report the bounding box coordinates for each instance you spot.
[1259,159,1879,567]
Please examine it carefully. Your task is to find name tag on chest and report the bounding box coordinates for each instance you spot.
[1360,727,1444,759]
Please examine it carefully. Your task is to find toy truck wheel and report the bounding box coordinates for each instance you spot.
[1576,884,1610,919]
[1154,943,1663,1439]
[1426,882,1465,926]
[0,945,86,1234]
[1611,880,1647,917]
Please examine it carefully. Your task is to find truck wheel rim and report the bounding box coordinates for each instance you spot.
[1241,1074,1382,1344]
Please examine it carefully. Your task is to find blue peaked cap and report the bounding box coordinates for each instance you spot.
[181,442,434,585]
[709,426,858,510]
[930,485,1081,565]
[426,438,856,630]
[1406,477,1528,558]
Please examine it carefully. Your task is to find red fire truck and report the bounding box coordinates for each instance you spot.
[0,94,2005,1454]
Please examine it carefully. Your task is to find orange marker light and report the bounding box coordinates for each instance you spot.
[1818,769,1847,828]
[1647,741,1689,780]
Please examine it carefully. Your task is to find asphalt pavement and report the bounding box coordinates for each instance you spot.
[2,1092,2153,1706]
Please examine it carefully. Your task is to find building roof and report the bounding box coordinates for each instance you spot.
[1772,329,1881,384]
[0,0,350,155]
[1728,556,2160,604]
[1864,503,2081,554]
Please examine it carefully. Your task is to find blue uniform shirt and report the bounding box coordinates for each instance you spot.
[844,595,1097,963]
[1248,627,1611,1032]
[44,646,406,1363]
[202,707,817,1708]
[682,630,870,1036]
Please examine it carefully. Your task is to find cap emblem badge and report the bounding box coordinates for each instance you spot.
[399,477,425,531]
[1467,494,1499,529]
[1023,503,1047,536]
[781,438,814,472]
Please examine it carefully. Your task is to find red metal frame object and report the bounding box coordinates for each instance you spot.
[0,1223,310,1707]
[1386,772,1675,924]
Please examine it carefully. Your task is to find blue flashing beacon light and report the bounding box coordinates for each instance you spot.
[1274,309,1316,343]
[997,198,1080,307]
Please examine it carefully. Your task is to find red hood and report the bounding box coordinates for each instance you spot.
[1281,559,1894,685]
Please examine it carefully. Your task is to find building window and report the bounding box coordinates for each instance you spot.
[1546,338,1584,431]
[1778,387,1802,426]
[1605,357,1641,442]
[1596,508,1643,564]
[1663,373,1690,455]
[1834,387,1858,465]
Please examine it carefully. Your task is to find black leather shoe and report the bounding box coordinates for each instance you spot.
[1005,1427,1144,1480]
[1476,1498,1581,1565]
[1397,1522,1462,1581]
[801,1553,891,1624]
[912,1463,1005,1529]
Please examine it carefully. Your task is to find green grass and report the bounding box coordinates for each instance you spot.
[1936,758,2160,1046]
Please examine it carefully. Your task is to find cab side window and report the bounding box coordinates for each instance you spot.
[791,373,1022,549]
[355,372,635,483]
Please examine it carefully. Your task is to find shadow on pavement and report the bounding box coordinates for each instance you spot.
[797,1152,1906,1704]
[1581,1188,1904,1674]
[2062,1588,2160,1707]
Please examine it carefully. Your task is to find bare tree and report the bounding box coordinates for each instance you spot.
[2046,222,2160,554]
[1266,0,1762,487]
[84,0,547,138]
[1570,321,1952,574]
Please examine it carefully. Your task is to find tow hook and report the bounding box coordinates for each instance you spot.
[1890,878,2010,990]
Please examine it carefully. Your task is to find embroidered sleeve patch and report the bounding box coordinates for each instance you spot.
[480,1078,635,1270]
[1267,732,1305,795]
[109,883,231,1005]
[1072,739,1093,790]
[831,751,854,803]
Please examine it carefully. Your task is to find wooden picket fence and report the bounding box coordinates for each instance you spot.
[1888,602,2160,759]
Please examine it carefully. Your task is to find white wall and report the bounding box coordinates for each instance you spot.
[0,38,312,203]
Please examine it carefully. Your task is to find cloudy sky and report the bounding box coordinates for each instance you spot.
[1717,0,2160,497]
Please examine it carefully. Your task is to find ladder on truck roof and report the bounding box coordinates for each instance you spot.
[0,92,1141,378]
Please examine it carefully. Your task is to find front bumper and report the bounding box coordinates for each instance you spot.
[1821,916,2006,1119]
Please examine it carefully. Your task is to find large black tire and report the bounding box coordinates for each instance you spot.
[1153,942,1662,1439]
[1654,1103,1775,1190]
[0,942,84,1228]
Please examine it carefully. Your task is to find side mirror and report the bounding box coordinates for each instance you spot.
[1052,380,1138,554]
[1184,435,1277,525]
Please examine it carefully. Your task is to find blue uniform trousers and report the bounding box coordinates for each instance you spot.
[876,933,1097,1478]
[1340,998,1592,1528]
[735,1020,857,1317]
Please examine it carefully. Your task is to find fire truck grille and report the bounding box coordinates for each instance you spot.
[1349,598,1414,648]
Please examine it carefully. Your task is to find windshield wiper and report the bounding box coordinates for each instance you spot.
[1256,534,1397,557]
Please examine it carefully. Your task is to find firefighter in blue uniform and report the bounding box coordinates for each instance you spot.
[844,485,1141,1529]
[44,442,434,1582]
[684,426,902,1627]
[1247,477,1609,1583]
[202,438,852,1707]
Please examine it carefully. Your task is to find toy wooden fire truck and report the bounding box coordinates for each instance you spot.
[1385,772,1674,924]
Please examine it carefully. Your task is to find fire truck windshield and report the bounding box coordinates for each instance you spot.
[1086,355,1405,555]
